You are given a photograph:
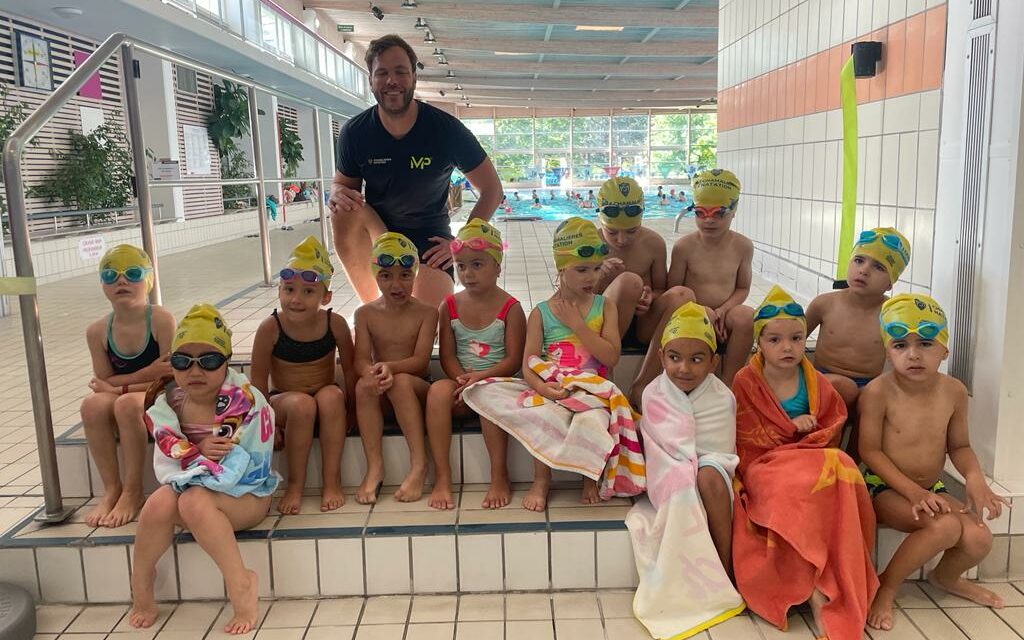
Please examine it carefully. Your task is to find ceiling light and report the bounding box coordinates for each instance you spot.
[494,51,528,56]
[432,48,443,56]
[52,6,84,17]
[370,5,384,20]
[438,56,449,65]
[415,17,428,29]
[401,0,417,8]
[416,61,424,70]
[446,69,455,78]
[454,84,463,91]
[575,25,624,31]
[424,31,436,44]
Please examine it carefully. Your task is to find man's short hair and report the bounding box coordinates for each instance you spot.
[364,34,418,73]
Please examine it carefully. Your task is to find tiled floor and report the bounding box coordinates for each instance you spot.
[29,581,1024,639]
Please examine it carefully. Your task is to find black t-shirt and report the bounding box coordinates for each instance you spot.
[334,101,487,231]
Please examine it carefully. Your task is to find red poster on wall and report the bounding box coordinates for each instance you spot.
[73,50,103,100]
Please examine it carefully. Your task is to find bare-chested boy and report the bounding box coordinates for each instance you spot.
[595,177,694,352]
[807,228,911,410]
[860,294,1009,632]
[353,232,439,504]
[630,169,753,403]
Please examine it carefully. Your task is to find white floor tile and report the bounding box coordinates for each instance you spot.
[311,598,364,627]
[943,607,1019,640]
[318,538,365,596]
[551,531,595,589]
[596,591,634,620]
[34,605,82,634]
[552,593,600,620]
[365,537,411,595]
[505,593,551,621]
[554,618,604,640]
[64,604,128,633]
[506,619,553,640]
[161,602,224,632]
[601,617,652,640]
[271,539,318,597]
[82,545,131,603]
[405,622,456,640]
[262,600,316,629]
[902,609,968,639]
[458,534,503,592]
[254,629,305,640]
[455,620,503,640]
[503,531,549,591]
[354,623,406,640]
[305,626,356,640]
[410,596,458,623]
[412,535,457,593]
[458,594,505,622]
[361,596,411,625]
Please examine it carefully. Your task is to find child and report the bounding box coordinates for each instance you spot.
[250,236,355,515]
[595,177,695,353]
[627,302,744,638]
[353,232,438,503]
[731,286,877,640]
[860,294,1009,631]
[807,227,911,410]
[427,220,526,510]
[531,190,541,209]
[669,188,677,201]
[465,217,634,511]
[81,244,175,528]
[129,304,278,635]
[633,169,754,398]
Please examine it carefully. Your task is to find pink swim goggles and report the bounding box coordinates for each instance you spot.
[450,237,506,254]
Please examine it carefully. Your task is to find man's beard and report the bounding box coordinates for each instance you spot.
[374,85,415,116]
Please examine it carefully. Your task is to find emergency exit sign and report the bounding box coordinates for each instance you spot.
[337,24,354,32]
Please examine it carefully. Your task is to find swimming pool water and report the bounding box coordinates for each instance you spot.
[493,193,693,222]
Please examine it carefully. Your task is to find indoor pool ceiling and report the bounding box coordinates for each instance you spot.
[313,0,719,109]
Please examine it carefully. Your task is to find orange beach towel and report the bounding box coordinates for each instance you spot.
[731,354,878,640]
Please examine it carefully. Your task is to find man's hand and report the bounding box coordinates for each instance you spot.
[422,237,453,270]
[328,184,365,214]
[198,436,234,462]
[963,476,1011,524]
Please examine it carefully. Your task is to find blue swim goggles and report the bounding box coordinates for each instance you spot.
[882,319,946,341]
[856,230,910,264]
[375,254,417,269]
[754,302,805,321]
[573,244,610,259]
[100,266,150,285]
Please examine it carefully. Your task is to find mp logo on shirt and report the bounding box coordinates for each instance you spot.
[410,156,432,169]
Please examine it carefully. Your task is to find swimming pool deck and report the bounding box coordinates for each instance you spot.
[2,218,1024,639]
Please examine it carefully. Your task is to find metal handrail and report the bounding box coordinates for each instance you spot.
[1,32,357,523]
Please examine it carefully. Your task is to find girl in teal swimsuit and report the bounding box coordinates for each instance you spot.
[426,219,526,510]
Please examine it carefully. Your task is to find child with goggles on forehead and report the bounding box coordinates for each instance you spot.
[130,304,278,635]
[859,294,1009,631]
[353,232,439,504]
[629,170,753,407]
[731,286,877,640]
[806,227,912,438]
[250,237,355,515]
[594,177,696,357]
[81,244,176,528]
[426,219,526,510]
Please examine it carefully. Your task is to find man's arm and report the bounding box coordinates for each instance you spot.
[329,171,364,214]
[463,157,503,222]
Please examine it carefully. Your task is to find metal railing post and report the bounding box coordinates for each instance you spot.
[248,86,273,285]
[0,34,128,524]
[121,43,162,306]
[310,107,329,249]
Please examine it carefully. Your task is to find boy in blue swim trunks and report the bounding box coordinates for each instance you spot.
[806,227,912,411]
[859,294,1008,632]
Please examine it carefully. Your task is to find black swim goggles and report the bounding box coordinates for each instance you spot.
[375,254,417,269]
[599,204,644,218]
[170,351,229,372]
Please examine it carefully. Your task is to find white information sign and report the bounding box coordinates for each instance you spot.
[182,124,212,176]
[78,235,106,262]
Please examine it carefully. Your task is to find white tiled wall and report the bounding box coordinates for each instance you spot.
[718,0,944,90]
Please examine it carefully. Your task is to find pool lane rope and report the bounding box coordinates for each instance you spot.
[836,55,858,281]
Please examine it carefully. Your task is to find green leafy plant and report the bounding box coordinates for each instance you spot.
[30,116,133,223]
[278,118,303,179]
[207,81,255,208]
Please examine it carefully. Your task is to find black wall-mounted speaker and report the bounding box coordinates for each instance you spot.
[851,41,883,78]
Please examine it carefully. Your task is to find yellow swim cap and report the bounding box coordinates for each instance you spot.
[851,227,911,285]
[597,177,644,230]
[172,303,232,356]
[753,285,806,343]
[880,293,948,348]
[99,244,154,293]
[371,232,419,274]
[284,236,333,288]
[661,302,717,353]
[454,218,503,265]
[693,169,741,210]
[552,216,607,270]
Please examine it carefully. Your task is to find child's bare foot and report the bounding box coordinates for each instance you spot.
[428,478,455,510]
[580,478,600,504]
[101,490,142,528]
[128,573,159,630]
[394,466,427,502]
[85,490,120,527]
[276,486,303,515]
[482,478,511,509]
[321,482,346,512]
[356,466,384,504]
[808,588,829,637]
[224,569,259,635]
[867,585,896,630]
[522,478,550,512]
[928,571,1004,608]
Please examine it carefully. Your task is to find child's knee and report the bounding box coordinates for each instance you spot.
[925,512,963,548]
[113,392,145,422]
[427,380,456,406]
[727,305,755,331]
[661,286,695,311]
[355,376,378,398]
[697,467,730,505]
[177,487,216,524]
[80,393,116,425]
[390,373,419,394]
[139,488,178,524]
[315,384,346,407]
[958,520,993,557]
[614,271,644,296]
[287,394,319,423]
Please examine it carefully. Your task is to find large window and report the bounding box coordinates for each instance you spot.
[495,118,533,151]
[689,113,718,170]
[535,117,569,150]
[573,116,610,150]
[613,115,648,148]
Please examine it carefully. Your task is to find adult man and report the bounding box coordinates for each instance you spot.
[330,34,503,308]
